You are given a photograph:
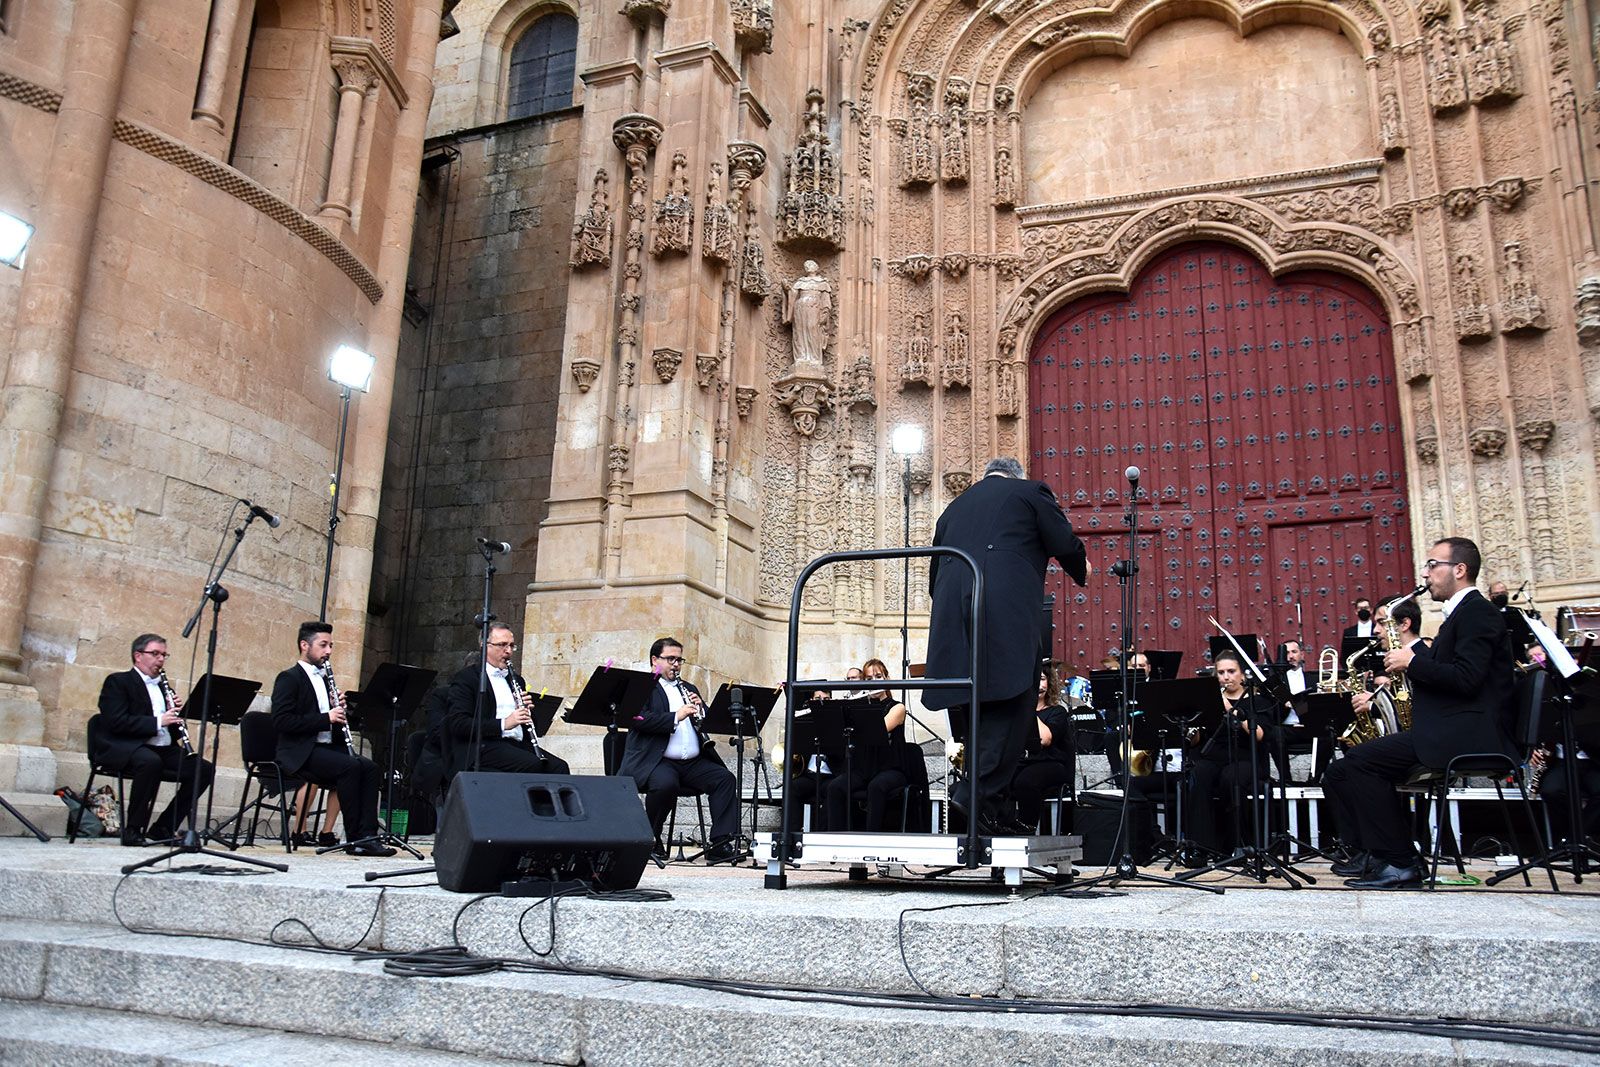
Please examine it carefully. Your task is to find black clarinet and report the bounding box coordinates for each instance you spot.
[509,673,543,758]
[156,668,195,756]
[321,660,354,751]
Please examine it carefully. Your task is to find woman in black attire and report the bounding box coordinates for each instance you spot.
[824,658,916,831]
[1009,664,1076,832]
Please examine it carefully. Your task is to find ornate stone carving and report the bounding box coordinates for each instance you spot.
[652,347,683,383]
[739,207,769,300]
[608,442,631,473]
[1444,187,1478,217]
[995,361,1020,419]
[731,0,773,53]
[1370,250,1421,317]
[1485,177,1525,210]
[570,168,614,269]
[943,470,971,496]
[1379,89,1406,157]
[942,78,970,185]
[694,350,719,390]
[571,356,601,392]
[701,162,736,265]
[993,85,1017,209]
[897,73,937,187]
[1425,16,1468,113]
[1575,276,1600,343]
[1468,425,1508,457]
[900,311,934,388]
[1416,435,1440,463]
[773,369,831,437]
[940,253,969,279]
[1258,185,1380,229]
[727,140,766,189]
[1518,418,1555,453]
[735,386,758,418]
[652,150,693,256]
[1453,251,1494,342]
[889,254,935,281]
[941,310,970,389]
[620,0,668,24]
[1463,3,1520,105]
[777,88,845,252]
[847,345,876,409]
[782,260,832,367]
[1499,241,1548,332]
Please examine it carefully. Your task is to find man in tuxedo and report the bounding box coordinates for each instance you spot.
[924,456,1091,833]
[445,625,569,776]
[93,633,214,845]
[1323,537,1515,888]
[618,637,740,863]
[1342,598,1376,641]
[269,621,393,856]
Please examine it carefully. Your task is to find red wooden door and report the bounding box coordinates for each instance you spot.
[1029,242,1413,671]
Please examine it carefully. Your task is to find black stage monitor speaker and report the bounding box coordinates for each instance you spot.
[434,773,654,893]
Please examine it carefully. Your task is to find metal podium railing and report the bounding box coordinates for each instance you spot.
[766,545,982,889]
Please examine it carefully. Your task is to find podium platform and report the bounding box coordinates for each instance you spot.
[756,830,1082,887]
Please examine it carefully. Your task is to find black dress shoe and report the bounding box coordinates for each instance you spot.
[349,841,397,857]
[317,832,339,847]
[1346,862,1422,889]
[1330,851,1372,878]
[119,833,150,847]
[704,839,745,865]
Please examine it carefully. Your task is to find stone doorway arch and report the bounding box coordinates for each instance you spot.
[1029,240,1414,668]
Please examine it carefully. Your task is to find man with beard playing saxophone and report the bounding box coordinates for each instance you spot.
[1323,537,1515,888]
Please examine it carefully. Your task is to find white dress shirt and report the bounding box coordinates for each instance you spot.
[487,667,521,738]
[141,672,171,748]
[297,660,333,743]
[660,677,701,760]
[1440,585,1473,621]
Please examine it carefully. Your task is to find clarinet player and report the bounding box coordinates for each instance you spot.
[444,623,569,775]
[269,621,392,856]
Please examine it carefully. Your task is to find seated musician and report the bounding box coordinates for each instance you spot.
[1270,640,1327,785]
[1184,648,1281,856]
[93,632,214,846]
[784,665,863,830]
[445,625,569,776]
[1007,663,1076,832]
[269,621,392,856]
[1324,536,1515,888]
[823,658,929,832]
[618,637,741,863]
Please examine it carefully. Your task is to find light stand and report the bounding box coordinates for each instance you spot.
[319,345,375,622]
[123,508,287,875]
[1074,466,1218,894]
[891,424,923,681]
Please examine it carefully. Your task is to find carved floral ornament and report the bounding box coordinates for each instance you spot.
[735,386,758,418]
[653,347,683,383]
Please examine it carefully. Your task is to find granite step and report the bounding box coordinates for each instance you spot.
[0,918,1594,1067]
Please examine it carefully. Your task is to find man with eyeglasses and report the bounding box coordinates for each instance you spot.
[93,633,214,846]
[618,637,741,863]
[1322,537,1515,888]
[445,624,569,776]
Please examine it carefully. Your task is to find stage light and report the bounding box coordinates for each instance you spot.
[328,344,376,392]
[0,210,34,268]
[890,423,924,456]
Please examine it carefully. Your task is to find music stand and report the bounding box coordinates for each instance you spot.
[178,674,261,848]
[1270,692,1353,860]
[347,662,436,858]
[1134,677,1225,868]
[702,684,780,850]
[1145,650,1184,682]
[810,697,889,832]
[564,665,658,774]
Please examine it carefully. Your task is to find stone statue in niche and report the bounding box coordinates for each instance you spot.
[942,79,970,184]
[941,310,970,388]
[1379,91,1406,158]
[783,260,832,367]
[570,168,614,268]
[1427,20,1468,113]
[701,162,737,265]
[994,143,1016,208]
[900,74,936,187]
[900,311,933,387]
[777,88,846,251]
[651,150,693,256]
[739,206,769,300]
[1454,251,1494,342]
[1499,241,1548,332]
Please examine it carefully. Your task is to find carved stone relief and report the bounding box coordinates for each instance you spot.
[701,162,736,265]
[942,78,970,185]
[777,88,845,251]
[899,311,934,388]
[1453,250,1494,342]
[653,347,683,383]
[731,0,773,53]
[570,168,614,269]
[896,73,937,188]
[941,310,970,389]
[1498,241,1548,333]
[651,150,692,256]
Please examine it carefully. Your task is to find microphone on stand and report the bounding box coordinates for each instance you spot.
[477,537,511,553]
[241,499,281,528]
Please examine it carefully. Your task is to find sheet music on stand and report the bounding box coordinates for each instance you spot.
[1526,615,1582,679]
[1207,617,1270,686]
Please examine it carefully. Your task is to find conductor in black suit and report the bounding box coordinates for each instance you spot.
[1323,537,1515,888]
[924,457,1091,832]
[444,624,569,776]
[93,633,214,845]
[269,621,393,856]
[618,637,741,863]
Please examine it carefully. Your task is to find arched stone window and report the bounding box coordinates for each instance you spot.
[505,12,577,120]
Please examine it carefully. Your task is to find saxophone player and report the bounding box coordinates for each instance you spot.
[1324,537,1516,888]
[269,621,393,856]
[93,633,214,846]
[444,624,569,775]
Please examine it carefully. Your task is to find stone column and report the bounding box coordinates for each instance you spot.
[319,57,377,223]
[191,0,254,131]
[332,0,442,679]
[0,0,139,698]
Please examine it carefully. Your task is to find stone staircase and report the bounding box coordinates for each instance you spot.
[0,839,1596,1065]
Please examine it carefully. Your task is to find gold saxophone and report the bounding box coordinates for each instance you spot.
[1383,585,1424,732]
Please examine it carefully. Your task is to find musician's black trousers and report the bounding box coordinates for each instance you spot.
[1010,757,1074,829]
[110,745,214,837]
[298,744,382,840]
[824,767,909,832]
[958,688,1036,813]
[477,738,570,775]
[1184,753,1257,854]
[1322,732,1423,868]
[639,754,738,842]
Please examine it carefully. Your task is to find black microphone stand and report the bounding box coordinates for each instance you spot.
[124,510,287,875]
[1074,468,1218,894]
[469,539,501,774]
